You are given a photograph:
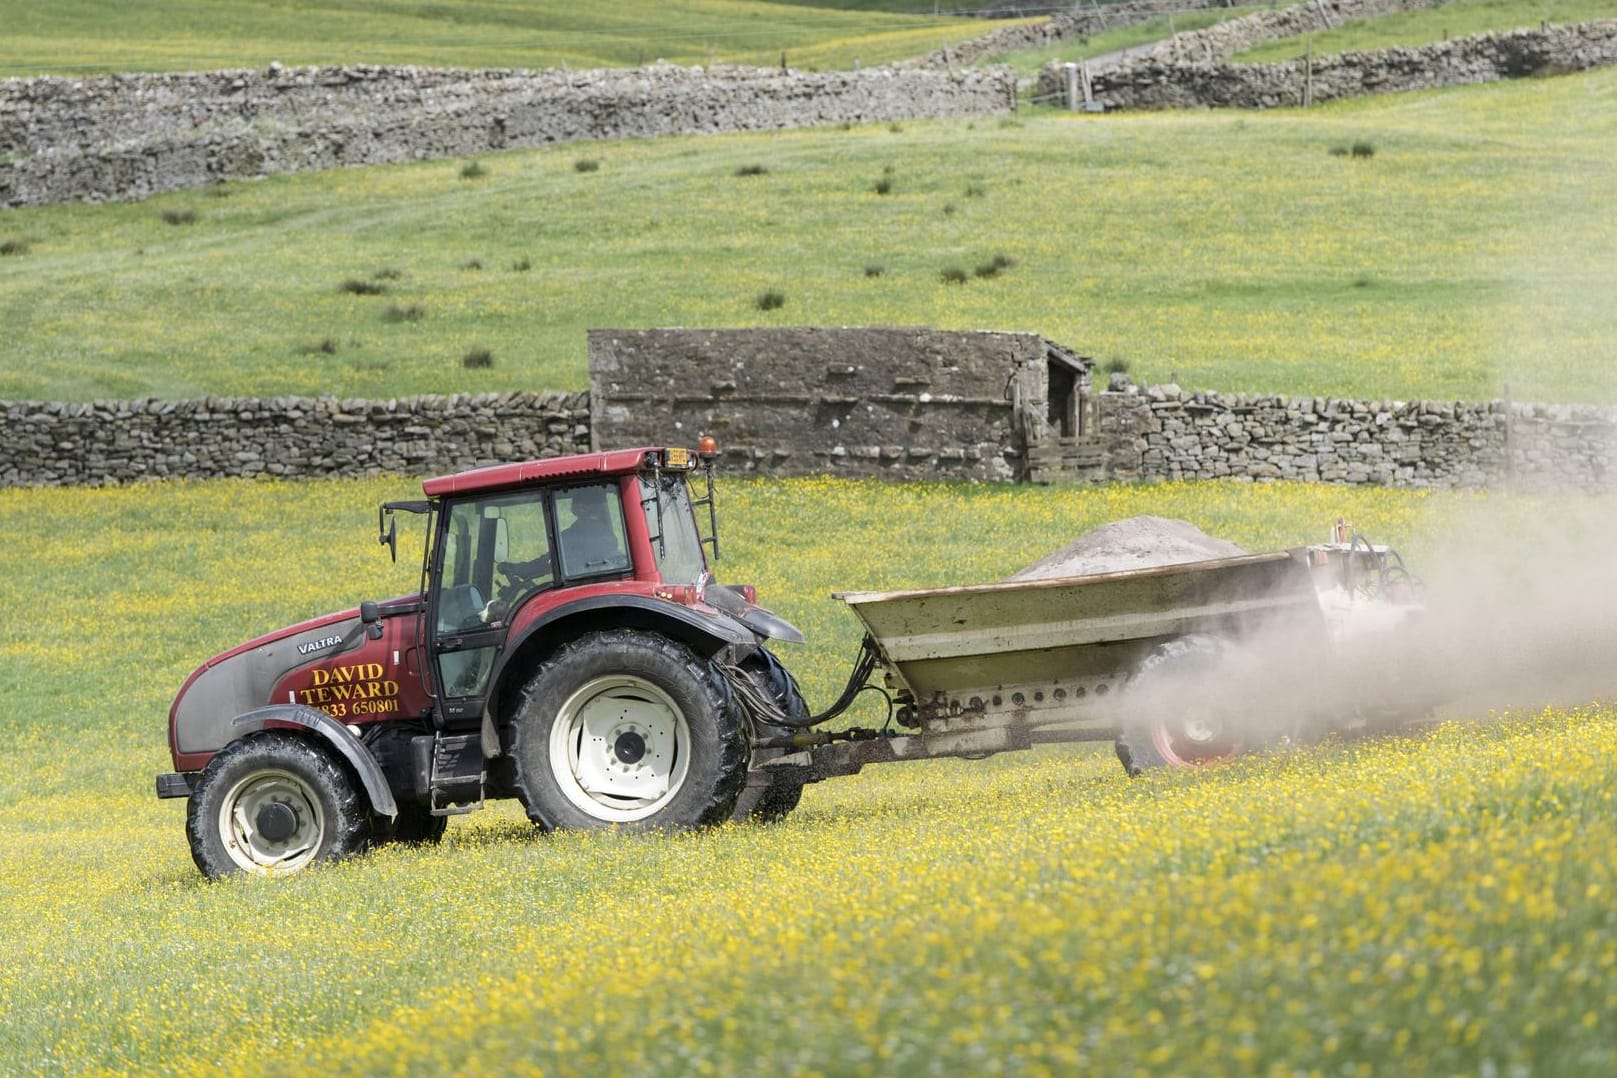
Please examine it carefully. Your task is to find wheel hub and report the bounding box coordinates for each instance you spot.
[1182,717,1218,744]
[550,675,693,822]
[219,769,325,873]
[255,801,299,843]
[613,730,647,764]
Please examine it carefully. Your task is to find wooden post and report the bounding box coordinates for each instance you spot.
[1064,63,1080,111]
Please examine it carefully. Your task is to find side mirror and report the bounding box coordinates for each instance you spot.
[377,500,429,564]
[360,600,383,640]
[379,515,398,563]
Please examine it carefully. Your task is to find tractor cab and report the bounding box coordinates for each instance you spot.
[379,445,739,728]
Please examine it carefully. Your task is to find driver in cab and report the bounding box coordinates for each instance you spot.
[496,484,626,597]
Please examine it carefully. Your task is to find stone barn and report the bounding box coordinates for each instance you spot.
[588,327,1099,483]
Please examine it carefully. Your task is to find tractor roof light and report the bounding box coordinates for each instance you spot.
[697,435,718,461]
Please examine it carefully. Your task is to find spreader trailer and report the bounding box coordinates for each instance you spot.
[158,444,1420,878]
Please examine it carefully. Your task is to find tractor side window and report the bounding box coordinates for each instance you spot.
[437,492,554,633]
[555,483,630,580]
[438,501,490,633]
[638,473,706,585]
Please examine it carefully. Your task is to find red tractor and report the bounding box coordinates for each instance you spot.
[161,444,1430,879]
[159,445,811,878]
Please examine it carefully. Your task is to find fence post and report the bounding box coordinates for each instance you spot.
[1064,62,1079,110]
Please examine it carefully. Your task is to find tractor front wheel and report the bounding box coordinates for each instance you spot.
[186,733,370,878]
[510,630,748,831]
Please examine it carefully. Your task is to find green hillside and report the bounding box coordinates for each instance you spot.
[4,67,1616,405]
[0,0,1006,77]
[1237,0,1617,62]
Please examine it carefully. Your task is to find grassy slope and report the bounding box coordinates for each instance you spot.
[4,66,1616,405]
[0,0,1002,76]
[1,476,1614,1072]
[1237,0,1617,61]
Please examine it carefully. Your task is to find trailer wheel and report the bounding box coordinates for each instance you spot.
[1115,636,1242,776]
[186,733,369,878]
[510,630,748,831]
[731,648,810,824]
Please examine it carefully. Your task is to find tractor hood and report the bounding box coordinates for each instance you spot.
[168,595,422,767]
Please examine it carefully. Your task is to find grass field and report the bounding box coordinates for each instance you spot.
[0,0,1011,77]
[4,66,1616,406]
[1,475,1615,1072]
[1236,0,1617,62]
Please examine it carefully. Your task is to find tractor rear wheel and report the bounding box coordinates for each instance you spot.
[730,648,810,824]
[186,733,369,878]
[510,630,748,831]
[1115,636,1243,776]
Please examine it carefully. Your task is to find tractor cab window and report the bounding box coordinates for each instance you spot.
[638,473,706,585]
[435,491,552,701]
[438,494,552,632]
[554,483,629,580]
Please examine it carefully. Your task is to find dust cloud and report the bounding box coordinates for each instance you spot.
[1084,504,1617,751]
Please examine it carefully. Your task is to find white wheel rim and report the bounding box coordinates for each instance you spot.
[549,674,691,823]
[218,768,325,874]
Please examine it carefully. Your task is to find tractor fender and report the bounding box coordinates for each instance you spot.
[230,704,399,818]
[482,595,758,751]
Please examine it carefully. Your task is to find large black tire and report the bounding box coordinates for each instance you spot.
[186,732,370,879]
[730,648,810,824]
[1115,636,1243,776]
[509,630,748,831]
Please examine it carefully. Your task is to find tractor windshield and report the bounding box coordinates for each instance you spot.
[639,473,706,585]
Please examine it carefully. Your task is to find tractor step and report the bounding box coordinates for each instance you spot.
[411,733,487,816]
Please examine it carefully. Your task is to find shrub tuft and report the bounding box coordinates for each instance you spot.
[964,182,986,199]
[574,158,601,173]
[459,160,488,180]
[755,290,786,311]
[940,266,968,285]
[0,238,30,256]
[161,208,197,226]
[462,348,494,369]
[512,257,532,272]
[735,164,770,177]
[382,303,424,323]
[1351,140,1376,158]
[461,259,484,271]
[294,338,339,355]
[340,278,387,296]
[864,264,886,278]
[974,252,1017,279]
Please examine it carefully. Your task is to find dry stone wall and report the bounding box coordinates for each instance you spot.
[0,391,588,486]
[1038,15,1617,109]
[0,63,1016,208]
[6,335,1617,493]
[1097,381,1617,492]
